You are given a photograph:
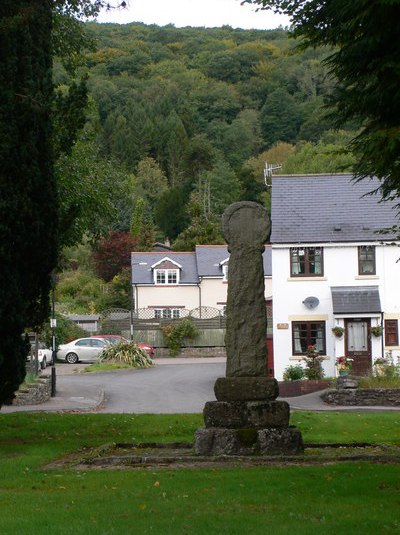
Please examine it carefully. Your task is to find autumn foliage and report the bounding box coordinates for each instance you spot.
[92,231,138,282]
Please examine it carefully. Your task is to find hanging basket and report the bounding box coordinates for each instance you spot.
[332,326,344,338]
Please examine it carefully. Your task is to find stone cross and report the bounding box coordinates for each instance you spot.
[221,201,270,377]
[194,201,303,456]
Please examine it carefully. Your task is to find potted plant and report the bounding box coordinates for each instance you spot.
[335,355,353,376]
[371,325,383,337]
[332,326,345,338]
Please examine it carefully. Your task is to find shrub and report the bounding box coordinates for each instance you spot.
[283,364,305,381]
[100,341,153,368]
[161,318,199,356]
[302,344,325,380]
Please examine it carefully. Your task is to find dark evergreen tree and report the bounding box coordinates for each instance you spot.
[0,0,58,405]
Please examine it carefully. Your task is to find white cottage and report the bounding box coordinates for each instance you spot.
[270,173,400,380]
[131,245,272,318]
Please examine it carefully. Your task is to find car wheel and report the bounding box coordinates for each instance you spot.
[65,352,79,364]
[40,357,46,370]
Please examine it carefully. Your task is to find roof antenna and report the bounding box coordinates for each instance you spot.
[264,161,282,188]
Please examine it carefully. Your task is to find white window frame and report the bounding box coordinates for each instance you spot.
[154,308,181,319]
[154,269,180,285]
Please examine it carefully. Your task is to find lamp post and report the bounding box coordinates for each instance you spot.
[50,270,57,397]
[130,262,147,341]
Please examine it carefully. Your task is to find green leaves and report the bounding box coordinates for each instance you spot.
[100,341,153,368]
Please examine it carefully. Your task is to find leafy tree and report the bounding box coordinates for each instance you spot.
[40,313,87,346]
[0,0,58,405]
[198,160,243,217]
[91,231,138,282]
[260,88,303,146]
[154,186,190,241]
[243,0,400,201]
[133,157,168,209]
[55,269,105,313]
[282,131,356,174]
[56,125,131,247]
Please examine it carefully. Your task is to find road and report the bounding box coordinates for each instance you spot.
[57,359,226,413]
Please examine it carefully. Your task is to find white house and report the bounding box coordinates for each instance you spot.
[131,244,272,319]
[270,173,400,380]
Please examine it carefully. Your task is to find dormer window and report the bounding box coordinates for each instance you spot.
[220,257,229,282]
[151,257,182,285]
[155,269,179,285]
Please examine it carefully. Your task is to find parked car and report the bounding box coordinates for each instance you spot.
[90,335,155,358]
[27,341,53,369]
[136,343,155,358]
[57,337,110,364]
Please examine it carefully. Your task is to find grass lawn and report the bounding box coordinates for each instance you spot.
[0,411,400,534]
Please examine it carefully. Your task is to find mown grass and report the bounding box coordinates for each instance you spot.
[0,411,399,534]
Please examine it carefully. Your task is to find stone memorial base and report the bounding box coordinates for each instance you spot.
[194,426,303,456]
[195,376,304,456]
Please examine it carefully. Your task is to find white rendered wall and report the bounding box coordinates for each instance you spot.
[272,243,400,380]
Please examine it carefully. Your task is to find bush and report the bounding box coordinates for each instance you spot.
[283,364,305,381]
[161,318,199,356]
[100,341,153,368]
[302,345,325,380]
[39,313,86,347]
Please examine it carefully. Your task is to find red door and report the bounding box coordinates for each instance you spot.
[266,337,274,377]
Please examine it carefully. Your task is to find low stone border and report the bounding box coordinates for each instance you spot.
[45,441,400,471]
[321,388,400,406]
[279,380,332,397]
[8,375,52,406]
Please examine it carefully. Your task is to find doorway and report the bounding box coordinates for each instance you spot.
[345,319,372,375]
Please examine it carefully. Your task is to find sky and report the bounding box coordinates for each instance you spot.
[94,0,291,30]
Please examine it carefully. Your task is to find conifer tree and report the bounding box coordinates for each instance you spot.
[0,0,58,405]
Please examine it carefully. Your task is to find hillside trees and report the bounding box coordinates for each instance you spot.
[83,22,344,247]
[243,0,400,202]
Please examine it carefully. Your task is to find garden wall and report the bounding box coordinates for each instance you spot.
[9,375,52,406]
[321,388,400,406]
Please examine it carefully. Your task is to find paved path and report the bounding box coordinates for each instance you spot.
[2,358,399,414]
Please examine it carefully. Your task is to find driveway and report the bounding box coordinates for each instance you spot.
[1,358,226,414]
[64,359,226,413]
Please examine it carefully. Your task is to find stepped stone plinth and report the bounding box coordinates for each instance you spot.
[194,202,303,456]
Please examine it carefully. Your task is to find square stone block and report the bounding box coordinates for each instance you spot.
[203,400,290,429]
[194,427,303,456]
[214,376,279,401]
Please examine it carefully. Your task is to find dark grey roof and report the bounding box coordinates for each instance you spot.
[195,245,272,277]
[131,246,272,284]
[331,286,382,314]
[271,174,399,243]
[131,252,198,284]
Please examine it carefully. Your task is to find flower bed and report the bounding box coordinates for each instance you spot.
[279,380,332,397]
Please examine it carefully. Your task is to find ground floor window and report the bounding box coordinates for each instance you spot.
[385,319,399,346]
[154,308,180,319]
[292,321,326,355]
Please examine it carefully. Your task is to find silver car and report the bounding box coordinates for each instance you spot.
[57,337,109,364]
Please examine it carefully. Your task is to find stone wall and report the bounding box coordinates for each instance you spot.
[321,388,400,406]
[155,347,227,358]
[10,375,52,406]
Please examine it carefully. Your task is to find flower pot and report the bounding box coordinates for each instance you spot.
[338,370,349,377]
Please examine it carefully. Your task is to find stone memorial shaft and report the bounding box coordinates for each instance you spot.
[195,201,303,456]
